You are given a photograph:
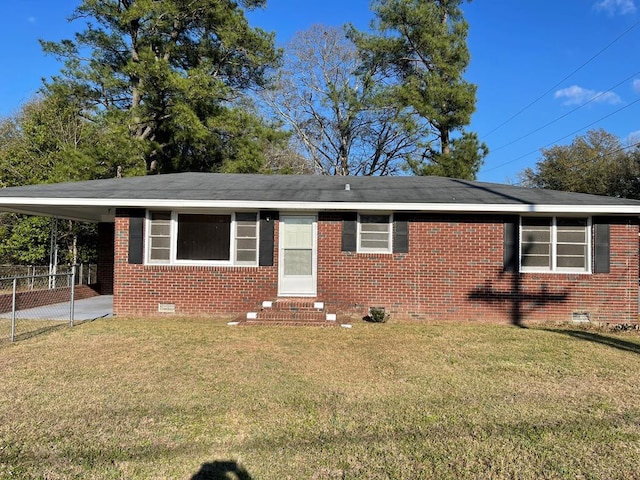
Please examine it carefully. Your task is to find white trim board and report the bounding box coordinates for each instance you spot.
[1,197,640,216]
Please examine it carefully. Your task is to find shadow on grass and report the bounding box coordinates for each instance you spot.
[0,322,67,345]
[544,328,640,355]
[191,460,252,480]
[0,316,104,345]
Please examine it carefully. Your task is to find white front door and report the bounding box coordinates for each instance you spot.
[278,215,317,296]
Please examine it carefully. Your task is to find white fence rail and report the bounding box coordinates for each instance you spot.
[0,264,96,286]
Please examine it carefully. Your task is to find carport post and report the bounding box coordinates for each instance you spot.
[69,266,76,327]
[10,278,17,342]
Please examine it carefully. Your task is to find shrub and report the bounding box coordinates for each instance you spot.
[366,307,389,323]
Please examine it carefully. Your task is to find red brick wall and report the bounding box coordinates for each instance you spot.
[112,211,639,324]
[318,213,639,324]
[112,214,279,316]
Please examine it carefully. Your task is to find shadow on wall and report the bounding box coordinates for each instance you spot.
[191,460,252,480]
[468,231,569,328]
[468,281,569,328]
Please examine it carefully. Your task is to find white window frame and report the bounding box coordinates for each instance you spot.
[145,210,259,266]
[357,213,393,254]
[520,216,591,274]
[147,211,171,262]
[234,213,260,266]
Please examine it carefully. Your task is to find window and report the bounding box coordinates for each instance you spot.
[177,214,231,261]
[147,211,258,265]
[521,217,590,272]
[148,212,171,262]
[235,213,258,264]
[358,214,392,253]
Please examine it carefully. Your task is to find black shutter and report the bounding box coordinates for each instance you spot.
[259,211,277,266]
[593,219,610,274]
[342,212,357,252]
[393,215,409,253]
[503,217,519,272]
[128,209,145,264]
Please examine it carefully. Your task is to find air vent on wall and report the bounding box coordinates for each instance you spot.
[572,311,590,323]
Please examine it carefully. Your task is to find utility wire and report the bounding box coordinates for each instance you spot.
[481,18,640,140]
[564,140,640,169]
[491,69,640,153]
[483,96,640,173]
[512,139,640,186]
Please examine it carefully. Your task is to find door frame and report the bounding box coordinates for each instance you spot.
[277,213,318,297]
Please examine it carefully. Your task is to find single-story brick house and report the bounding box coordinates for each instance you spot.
[0,172,639,325]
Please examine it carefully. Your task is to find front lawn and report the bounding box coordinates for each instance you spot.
[1,317,639,479]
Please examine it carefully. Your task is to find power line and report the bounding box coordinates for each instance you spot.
[490,69,640,153]
[481,18,640,140]
[483,96,640,173]
[567,140,640,169]
[512,139,640,186]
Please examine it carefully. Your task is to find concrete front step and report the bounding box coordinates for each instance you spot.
[229,298,348,327]
[242,319,340,327]
[262,299,325,311]
[254,310,332,321]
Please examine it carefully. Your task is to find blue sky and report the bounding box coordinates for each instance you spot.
[2,0,639,184]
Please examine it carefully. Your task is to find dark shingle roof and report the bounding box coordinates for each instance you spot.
[1,172,640,205]
[1,173,639,222]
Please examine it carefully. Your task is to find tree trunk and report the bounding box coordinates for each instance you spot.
[440,127,450,156]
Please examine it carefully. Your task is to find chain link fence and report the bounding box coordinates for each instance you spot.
[0,270,77,343]
[0,264,96,285]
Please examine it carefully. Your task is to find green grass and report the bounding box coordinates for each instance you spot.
[1,317,639,479]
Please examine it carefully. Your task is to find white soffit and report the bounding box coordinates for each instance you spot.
[0,197,639,216]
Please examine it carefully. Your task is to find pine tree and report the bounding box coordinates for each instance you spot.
[350,0,487,179]
[41,0,285,174]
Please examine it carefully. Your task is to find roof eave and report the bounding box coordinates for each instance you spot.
[1,197,639,217]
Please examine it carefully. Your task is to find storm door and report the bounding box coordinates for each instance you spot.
[278,215,317,296]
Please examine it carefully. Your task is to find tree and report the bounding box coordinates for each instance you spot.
[0,93,145,188]
[41,0,284,174]
[0,216,52,265]
[350,0,487,179]
[0,95,107,265]
[519,129,640,199]
[263,24,418,176]
[0,213,97,265]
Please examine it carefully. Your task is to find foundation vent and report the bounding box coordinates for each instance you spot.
[158,303,176,314]
[571,311,590,323]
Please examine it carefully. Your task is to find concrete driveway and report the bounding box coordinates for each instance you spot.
[0,295,113,321]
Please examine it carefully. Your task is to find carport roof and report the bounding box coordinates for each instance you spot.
[1,172,640,222]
